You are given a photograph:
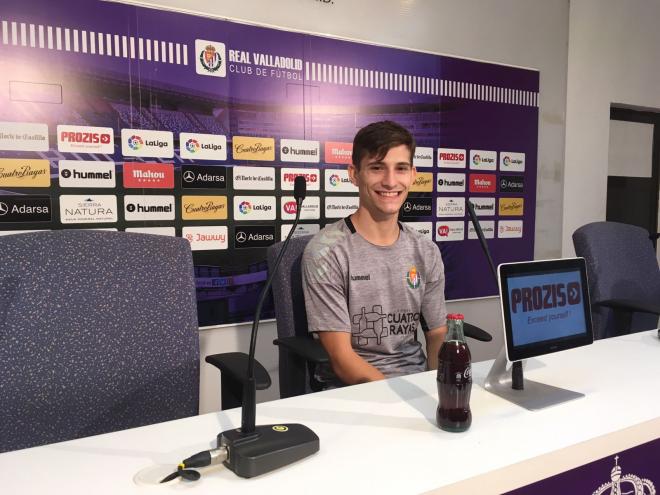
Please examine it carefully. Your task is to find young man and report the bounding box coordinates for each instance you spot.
[302,121,447,386]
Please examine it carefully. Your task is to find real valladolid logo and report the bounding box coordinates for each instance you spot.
[406,266,421,289]
[200,44,222,73]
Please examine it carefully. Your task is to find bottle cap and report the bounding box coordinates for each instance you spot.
[447,313,464,320]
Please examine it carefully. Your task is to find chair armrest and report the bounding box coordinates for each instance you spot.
[205,352,272,390]
[463,322,493,342]
[594,298,660,316]
[273,336,330,364]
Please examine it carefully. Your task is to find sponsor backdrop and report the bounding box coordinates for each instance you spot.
[0,0,538,325]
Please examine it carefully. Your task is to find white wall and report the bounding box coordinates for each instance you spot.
[563,0,660,256]
[113,0,570,412]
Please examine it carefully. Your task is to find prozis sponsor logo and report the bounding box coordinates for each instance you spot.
[121,129,174,158]
[123,162,174,189]
[233,166,275,190]
[324,141,352,165]
[500,151,525,172]
[436,173,466,193]
[469,174,496,193]
[498,220,523,238]
[280,139,320,163]
[410,172,433,192]
[510,281,581,314]
[436,197,465,218]
[403,222,433,240]
[281,223,320,239]
[181,195,228,220]
[57,125,114,154]
[281,168,320,191]
[499,175,524,193]
[324,169,357,192]
[413,147,433,168]
[469,150,497,171]
[195,39,226,78]
[0,196,51,222]
[0,159,50,187]
[183,226,228,251]
[233,196,276,221]
[179,132,227,160]
[437,148,466,169]
[181,165,226,189]
[0,122,49,151]
[499,198,524,216]
[232,136,275,161]
[59,160,115,188]
[125,227,175,237]
[59,195,117,224]
[435,221,464,242]
[281,196,320,220]
[468,220,495,239]
[234,225,276,249]
[124,195,175,221]
[400,197,433,219]
[469,197,496,216]
[325,196,359,218]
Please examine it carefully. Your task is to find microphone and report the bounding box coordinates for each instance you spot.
[466,200,497,283]
[294,175,306,203]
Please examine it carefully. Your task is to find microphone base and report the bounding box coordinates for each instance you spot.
[218,423,319,478]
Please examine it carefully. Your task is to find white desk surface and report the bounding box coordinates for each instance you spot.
[2,331,660,495]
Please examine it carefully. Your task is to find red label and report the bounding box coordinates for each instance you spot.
[123,162,174,189]
[469,173,496,193]
[283,201,297,214]
[437,225,449,237]
[324,141,353,165]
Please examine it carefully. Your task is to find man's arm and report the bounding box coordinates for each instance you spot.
[317,331,385,384]
[424,325,447,370]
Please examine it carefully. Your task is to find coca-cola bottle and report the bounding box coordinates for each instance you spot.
[436,313,472,432]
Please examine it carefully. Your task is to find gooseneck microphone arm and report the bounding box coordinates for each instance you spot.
[242,175,307,433]
[466,200,498,284]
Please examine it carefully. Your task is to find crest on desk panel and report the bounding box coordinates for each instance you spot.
[591,455,655,495]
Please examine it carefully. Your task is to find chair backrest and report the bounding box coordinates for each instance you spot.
[573,221,660,339]
[267,235,314,398]
[0,231,200,453]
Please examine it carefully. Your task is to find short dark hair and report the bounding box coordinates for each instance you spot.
[351,120,416,168]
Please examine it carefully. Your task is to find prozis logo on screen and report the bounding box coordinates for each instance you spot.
[180,132,227,160]
[500,151,525,172]
[469,174,496,193]
[232,136,275,161]
[0,159,50,187]
[181,196,228,220]
[510,281,581,313]
[498,220,523,238]
[233,196,276,221]
[469,150,497,171]
[435,221,464,242]
[413,147,433,168]
[121,129,174,158]
[0,122,49,151]
[324,169,357,192]
[183,226,228,251]
[0,196,51,222]
[324,141,352,165]
[281,196,320,220]
[280,139,320,163]
[123,163,174,189]
[57,125,114,154]
[437,148,466,169]
[281,168,320,191]
[59,160,115,188]
[124,195,175,221]
[195,39,227,78]
[234,225,276,249]
[499,198,524,216]
[410,172,433,192]
[59,195,117,224]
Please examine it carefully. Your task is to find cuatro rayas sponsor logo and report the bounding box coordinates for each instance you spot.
[0,159,50,187]
[232,136,275,161]
[409,172,433,192]
[499,198,524,216]
[181,196,227,220]
[0,196,51,222]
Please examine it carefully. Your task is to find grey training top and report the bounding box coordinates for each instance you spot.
[302,217,447,383]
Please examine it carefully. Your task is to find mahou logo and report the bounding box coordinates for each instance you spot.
[123,163,174,189]
[469,174,496,193]
[324,141,353,165]
[57,125,114,154]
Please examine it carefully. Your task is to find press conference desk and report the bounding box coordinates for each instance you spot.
[2,331,660,494]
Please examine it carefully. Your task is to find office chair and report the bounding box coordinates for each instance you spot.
[267,235,492,399]
[0,231,200,453]
[573,221,660,339]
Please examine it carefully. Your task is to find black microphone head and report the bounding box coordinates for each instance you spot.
[294,176,307,201]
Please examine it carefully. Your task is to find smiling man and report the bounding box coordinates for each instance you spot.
[302,121,448,387]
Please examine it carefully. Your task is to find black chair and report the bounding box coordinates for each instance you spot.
[267,235,492,399]
[573,221,660,339]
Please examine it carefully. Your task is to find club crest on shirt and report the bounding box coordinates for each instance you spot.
[406,265,421,289]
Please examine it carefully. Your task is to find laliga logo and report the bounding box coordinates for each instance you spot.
[186,139,200,153]
[127,135,143,150]
[329,174,340,187]
[238,201,252,214]
[406,265,421,289]
[200,44,222,73]
[472,154,481,166]
[437,225,449,237]
[503,156,511,167]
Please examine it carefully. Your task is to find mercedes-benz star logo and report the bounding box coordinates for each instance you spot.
[235,231,247,243]
[403,202,412,213]
[0,202,8,216]
[500,178,507,188]
[183,170,195,183]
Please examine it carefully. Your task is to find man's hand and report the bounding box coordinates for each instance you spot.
[424,325,447,370]
[317,331,385,385]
